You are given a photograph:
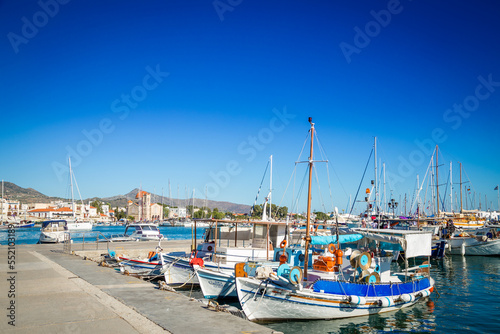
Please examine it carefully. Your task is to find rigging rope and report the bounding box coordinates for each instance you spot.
[250,160,270,216]
[349,148,373,215]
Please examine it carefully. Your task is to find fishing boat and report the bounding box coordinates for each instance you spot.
[38,220,69,243]
[235,118,435,322]
[118,245,166,277]
[447,227,500,256]
[163,221,280,287]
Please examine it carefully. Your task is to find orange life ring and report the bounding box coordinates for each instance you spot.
[328,243,336,254]
[280,240,287,248]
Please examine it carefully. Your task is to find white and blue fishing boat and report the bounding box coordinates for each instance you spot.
[235,118,435,321]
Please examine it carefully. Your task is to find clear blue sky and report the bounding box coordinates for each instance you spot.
[1,0,500,214]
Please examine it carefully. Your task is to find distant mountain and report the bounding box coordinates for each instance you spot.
[101,188,252,213]
[2,182,251,214]
[1,181,62,203]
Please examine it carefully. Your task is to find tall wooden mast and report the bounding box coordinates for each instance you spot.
[435,146,440,216]
[459,162,463,213]
[303,117,314,280]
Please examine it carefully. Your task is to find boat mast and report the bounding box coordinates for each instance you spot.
[303,117,315,279]
[459,162,463,213]
[450,161,453,212]
[269,155,272,220]
[374,137,378,218]
[1,180,3,222]
[435,146,439,217]
[69,157,76,220]
[383,163,386,214]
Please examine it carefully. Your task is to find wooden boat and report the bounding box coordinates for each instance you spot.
[447,228,500,256]
[235,119,435,322]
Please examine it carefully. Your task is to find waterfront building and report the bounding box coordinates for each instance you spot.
[127,191,163,221]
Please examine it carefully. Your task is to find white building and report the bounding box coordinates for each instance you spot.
[168,207,187,218]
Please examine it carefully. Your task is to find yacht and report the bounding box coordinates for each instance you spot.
[38,220,69,243]
[112,222,163,241]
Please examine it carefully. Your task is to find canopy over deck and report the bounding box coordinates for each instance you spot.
[353,228,432,258]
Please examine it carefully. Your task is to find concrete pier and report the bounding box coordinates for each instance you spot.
[0,241,279,334]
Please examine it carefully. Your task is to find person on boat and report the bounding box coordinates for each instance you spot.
[446,219,456,238]
[361,218,367,228]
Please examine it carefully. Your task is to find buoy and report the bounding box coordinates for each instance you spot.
[416,289,431,298]
[234,263,248,278]
[347,295,366,305]
[401,293,415,303]
[378,297,393,307]
[280,239,287,248]
[328,243,336,254]
[336,249,344,265]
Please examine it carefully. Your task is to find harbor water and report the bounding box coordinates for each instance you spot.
[2,226,500,333]
[0,225,206,245]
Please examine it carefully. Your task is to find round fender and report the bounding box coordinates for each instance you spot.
[378,297,393,307]
[401,293,415,303]
[347,295,366,305]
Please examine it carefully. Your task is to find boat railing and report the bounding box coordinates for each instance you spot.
[63,231,113,254]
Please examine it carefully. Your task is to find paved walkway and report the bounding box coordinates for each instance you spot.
[0,243,278,334]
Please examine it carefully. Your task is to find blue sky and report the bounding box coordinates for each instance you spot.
[1,0,500,214]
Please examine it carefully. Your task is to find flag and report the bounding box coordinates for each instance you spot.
[495,186,499,191]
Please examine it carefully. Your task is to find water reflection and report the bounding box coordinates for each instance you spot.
[264,299,437,334]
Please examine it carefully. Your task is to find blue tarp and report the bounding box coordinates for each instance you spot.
[312,278,431,297]
[310,234,364,246]
[379,242,404,251]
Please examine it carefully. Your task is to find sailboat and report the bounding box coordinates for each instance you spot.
[65,157,93,231]
[39,158,91,243]
[234,118,435,321]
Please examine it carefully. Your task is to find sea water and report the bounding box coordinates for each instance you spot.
[0,225,206,245]
[2,227,499,333]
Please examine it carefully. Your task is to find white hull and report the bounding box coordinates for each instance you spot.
[67,221,93,231]
[448,237,500,256]
[196,267,236,299]
[453,221,485,229]
[236,277,433,322]
[119,256,165,276]
[162,254,199,286]
[39,231,67,243]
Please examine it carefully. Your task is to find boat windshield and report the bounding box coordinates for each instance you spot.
[141,226,158,231]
